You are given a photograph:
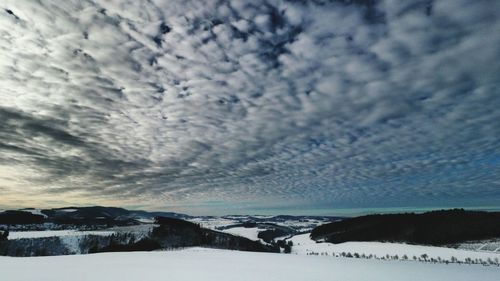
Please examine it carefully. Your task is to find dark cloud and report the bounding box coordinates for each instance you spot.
[0,0,499,214]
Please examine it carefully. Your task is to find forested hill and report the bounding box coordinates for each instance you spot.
[0,216,279,257]
[310,209,500,245]
[0,206,188,227]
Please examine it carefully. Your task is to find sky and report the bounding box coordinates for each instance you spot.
[0,0,499,215]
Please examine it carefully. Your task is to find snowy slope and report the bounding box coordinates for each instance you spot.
[289,234,500,263]
[221,227,261,241]
[8,230,115,239]
[187,217,238,229]
[19,208,48,218]
[0,248,498,281]
[458,239,500,253]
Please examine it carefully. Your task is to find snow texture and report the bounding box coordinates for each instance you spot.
[220,227,262,241]
[8,230,115,240]
[0,247,498,281]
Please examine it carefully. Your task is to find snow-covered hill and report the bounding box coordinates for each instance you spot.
[221,227,262,241]
[288,234,500,264]
[0,248,498,281]
[19,209,48,218]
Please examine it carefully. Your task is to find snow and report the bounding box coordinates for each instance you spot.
[249,215,275,219]
[59,235,85,254]
[19,208,48,218]
[0,248,498,281]
[187,217,238,230]
[136,218,155,223]
[8,230,115,240]
[288,234,500,262]
[458,239,500,253]
[108,224,155,240]
[221,227,261,241]
[273,235,291,242]
[186,216,332,233]
[273,219,330,231]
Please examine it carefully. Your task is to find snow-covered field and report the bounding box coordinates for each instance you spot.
[457,240,500,253]
[289,234,500,263]
[0,248,498,281]
[187,216,330,233]
[19,208,48,218]
[187,217,238,230]
[272,219,333,232]
[8,230,115,240]
[220,227,262,241]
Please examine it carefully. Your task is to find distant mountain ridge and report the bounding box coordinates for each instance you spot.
[0,206,341,227]
[0,206,189,226]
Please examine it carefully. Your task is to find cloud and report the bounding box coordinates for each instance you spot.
[0,0,499,214]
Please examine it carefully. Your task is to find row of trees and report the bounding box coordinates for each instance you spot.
[305,250,500,266]
[274,239,293,253]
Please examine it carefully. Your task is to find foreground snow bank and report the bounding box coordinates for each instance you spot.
[1,248,499,281]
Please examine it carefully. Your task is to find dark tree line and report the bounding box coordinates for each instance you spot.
[258,229,287,243]
[0,230,8,241]
[311,209,500,245]
[274,239,293,253]
[0,216,283,257]
[0,237,69,256]
[151,216,279,252]
[66,216,282,255]
[88,233,161,253]
[0,211,44,224]
[0,208,140,228]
